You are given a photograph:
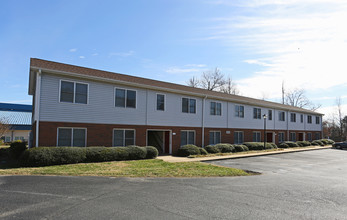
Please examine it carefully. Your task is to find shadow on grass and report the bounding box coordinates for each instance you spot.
[0,157,20,169]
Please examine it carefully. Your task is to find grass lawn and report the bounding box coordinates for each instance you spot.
[0,159,252,177]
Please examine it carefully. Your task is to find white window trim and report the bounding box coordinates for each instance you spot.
[181,130,196,146]
[278,132,285,142]
[290,132,296,142]
[307,115,312,124]
[300,114,304,123]
[268,110,273,120]
[114,87,137,109]
[112,128,136,147]
[235,105,245,118]
[307,132,312,141]
[181,97,197,114]
[156,93,166,111]
[59,79,89,105]
[279,111,285,121]
[209,130,221,145]
[234,131,244,144]
[210,101,222,116]
[253,131,261,142]
[290,113,296,123]
[253,108,261,119]
[56,127,87,147]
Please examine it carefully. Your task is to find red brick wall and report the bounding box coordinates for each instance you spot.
[37,121,321,154]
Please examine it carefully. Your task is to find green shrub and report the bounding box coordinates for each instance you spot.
[177,145,201,157]
[9,141,27,159]
[145,146,159,159]
[278,142,289,148]
[233,144,247,152]
[205,145,220,154]
[215,143,234,153]
[199,147,208,155]
[281,141,299,148]
[296,141,311,147]
[124,145,147,160]
[243,142,265,151]
[311,140,324,146]
[0,148,9,158]
[320,139,334,145]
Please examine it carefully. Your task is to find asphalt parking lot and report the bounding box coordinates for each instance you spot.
[1,149,347,219]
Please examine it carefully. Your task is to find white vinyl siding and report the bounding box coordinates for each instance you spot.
[181,130,195,146]
[60,80,88,104]
[234,131,244,144]
[253,132,261,142]
[113,129,135,146]
[209,131,221,145]
[57,128,86,147]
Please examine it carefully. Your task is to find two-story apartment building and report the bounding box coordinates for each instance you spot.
[28,58,323,154]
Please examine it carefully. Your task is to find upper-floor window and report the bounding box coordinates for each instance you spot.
[235,105,244,118]
[209,131,221,145]
[57,127,86,147]
[156,94,165,111]
[181,130,195,146]
[60,80,88,104]
[253,108,261,119]
[300,114,304,123]
[253,132,261,142]
[210,102,221,116]
[113,129,135,146]
[279,112,285,121]
[307,115,312,124]
[268,110,272,120]
[115,88,136,108]
[316,116,320,124]
[182,98,196,114]
[290,113,296,122]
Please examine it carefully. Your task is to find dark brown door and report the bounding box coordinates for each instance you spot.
[164,131,170,154]
[298,133,304,141]
[267,133,273,142]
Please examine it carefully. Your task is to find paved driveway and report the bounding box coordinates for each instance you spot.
[1,149,347,219]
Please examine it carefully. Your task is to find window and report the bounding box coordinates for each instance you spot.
[290,113,296,122]
[253,132,261,142]
[181,131,195,146]
[113,129,135,146]
[234,131,244,144]
[14,136,24,141]
[156,94,165,111]
[307,133,312,141]
[316,116,320,124]
[57,128,86,147]
[210,102,221,116]
[115,88,136,108]
[209,131,221,145]
[315,132,320,140]
[253,108,261,119]
[300,114,304,123]
[60,81,88,104]
[235,105,244,118]
[268,110,272,120]
[279,112,285,121]
[307,115,312,124]
[278,132,285,143]
[182,98,196,113]
[290,132,296,142]
[5,136,11,142]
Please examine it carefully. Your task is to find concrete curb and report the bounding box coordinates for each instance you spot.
[158,146,332,163]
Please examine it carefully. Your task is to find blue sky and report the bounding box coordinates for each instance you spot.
[1,0,346,118]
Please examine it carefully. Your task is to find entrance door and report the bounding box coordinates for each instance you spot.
[147,130,171,155]
[298,133,304,141]
[266,132,273,143]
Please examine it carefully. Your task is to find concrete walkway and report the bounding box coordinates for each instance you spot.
[158,145,332,163]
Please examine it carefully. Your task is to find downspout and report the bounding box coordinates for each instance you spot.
[201,96,207,147]
[286,111,289,141]
[35,69,41,147]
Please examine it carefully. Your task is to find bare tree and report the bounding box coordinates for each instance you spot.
[0,118,10,138]
[200,68,226,91]
[335,97,345,140]
[221,77,240,95]
[187,76,199,88]
[284,88,321,111]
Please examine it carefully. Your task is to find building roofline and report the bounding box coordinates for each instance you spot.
[28,58,324,115]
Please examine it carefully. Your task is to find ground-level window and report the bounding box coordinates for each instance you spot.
[315,132,320,140]
[5,136,11,142]
[113,129,135,146]
[234,131,244,144]
[290,132,296,142]
[57,128,86,147]
[14,136,24,141]
[209,131,221,145]
[278,132,285,143]
[181,130,195,146]
[253,131,261,142]
[307,133,312,141]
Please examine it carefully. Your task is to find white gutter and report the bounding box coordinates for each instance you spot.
[35,69,41,147]
[201,96,207,147]
[286,111,289,141]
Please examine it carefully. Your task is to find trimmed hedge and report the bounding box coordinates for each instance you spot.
[233,144,248,152]
[199,148,208,155]
[205,145,220,154]
[320,139,335,145]
[177,145,202,157]
[9,141,27,159]
[243,142,277,150]
[278,142,290,148]
[296,141,311,147]
[215,143,235,153]
[311,140,324,146]
[20,146,159,167]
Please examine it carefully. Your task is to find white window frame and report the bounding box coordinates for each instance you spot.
[4,136,11,142]
[209,131,221,145]
[112,129,136,146]
[114,87,137,109]
[300,114,304,123]
[181,97,197,114]
[253,108,261,119]
[56,127,87,147]
[315,116,320,124]
[278,132,285,143]
[235,105,245,118]
[279,112,285,121]
[210,101,222,116]
[156,93,166,111]
[290,113,296,123]
[253,131,261,142]
[307,115,312,124]
[290,132,296,142]
[180,130,196,146]
[59,79,89,104]
[234,131,244,144]
[268,110,273,120]
[315,132,320,140]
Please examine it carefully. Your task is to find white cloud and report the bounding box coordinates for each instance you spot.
[203,1,347,100]
[69,48,77,52]
[109,50,135,57]
[1,100,32,104]
[79,56,85,59]
[184,64,207,68]
[166,67,201,74]
[319,104,347,120]
[92,53,98,56]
